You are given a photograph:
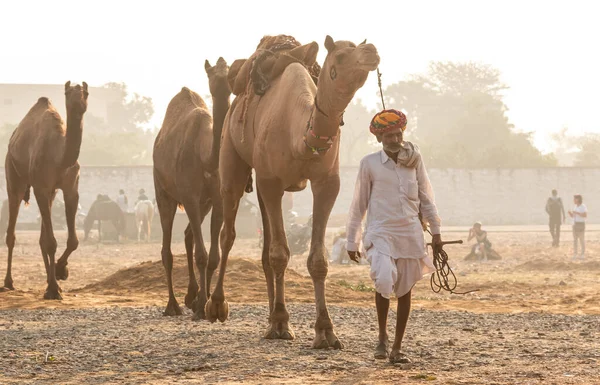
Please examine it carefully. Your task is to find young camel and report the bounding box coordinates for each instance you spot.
[211,36,379,349]
[153,58,230,319]
[3,81,88,298]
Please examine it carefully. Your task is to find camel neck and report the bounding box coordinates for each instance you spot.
[209,94,230,170]
[62,111,84,168]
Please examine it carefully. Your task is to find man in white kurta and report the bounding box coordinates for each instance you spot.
[346,109,442,363]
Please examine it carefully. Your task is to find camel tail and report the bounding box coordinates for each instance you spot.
[23,186,31,206]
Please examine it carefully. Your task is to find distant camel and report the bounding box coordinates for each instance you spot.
[83,195,126,242]
[135,199,154,242]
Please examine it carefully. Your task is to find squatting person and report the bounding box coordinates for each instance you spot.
[346,109,442,364]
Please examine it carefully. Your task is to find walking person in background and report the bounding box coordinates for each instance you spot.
[116,189,129,213]
[545,189,565,247]
[568,194,587,261]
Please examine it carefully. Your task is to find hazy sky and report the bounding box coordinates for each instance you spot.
[1,0,598,152]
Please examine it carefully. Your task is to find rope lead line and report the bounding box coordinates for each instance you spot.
[426,229,479,295]
[377,68,386,110]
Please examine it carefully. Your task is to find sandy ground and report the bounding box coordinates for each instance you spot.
[1,227,599,384]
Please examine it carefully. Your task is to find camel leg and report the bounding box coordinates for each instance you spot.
[183,222,198,309]
[256,185,277,338]
[182,202,211,321]
[206,178,223,299]
[34,189,62,300]
[257,178,294,340]
[155,178,182,316]
[56,184,79,281]
[206,138,250,323]
[308,175,343,349]
[3,176,27,290]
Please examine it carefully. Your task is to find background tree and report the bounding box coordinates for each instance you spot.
[339,99,379,166]
[384,61,557,168]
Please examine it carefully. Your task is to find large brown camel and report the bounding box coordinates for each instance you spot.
[3,81,88,298]
[211,36,379,349]
[153,58,230,319]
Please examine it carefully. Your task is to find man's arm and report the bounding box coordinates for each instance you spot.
[416,155,442,251]
[559,198,565,221]
[346,158,372,254]
[416,156,441,235]
[545,198,550,215]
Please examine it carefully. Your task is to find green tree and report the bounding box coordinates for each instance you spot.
[103,82,154,132]
[384,61,556,168]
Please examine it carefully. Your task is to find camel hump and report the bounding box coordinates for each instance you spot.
[37,97,50,105]
[175,87,207,109]
[230,34,321,97]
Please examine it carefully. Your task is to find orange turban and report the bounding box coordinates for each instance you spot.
[369,109,407,135]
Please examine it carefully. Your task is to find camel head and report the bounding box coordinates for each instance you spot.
[318,36,380,110]
[205,57,231,100]
[64,81,89,114]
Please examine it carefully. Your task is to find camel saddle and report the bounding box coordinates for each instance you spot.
[228,35,321,96]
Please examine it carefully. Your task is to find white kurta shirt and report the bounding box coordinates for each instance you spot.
[346,149,441,259]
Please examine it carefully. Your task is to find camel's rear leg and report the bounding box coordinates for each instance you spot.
[56,172,80,281]
[309,175,343,349]
[3,166,27,291]
[206,136,250,323]
[256,178,294,340]
[154,175,182,316]
[181,201,211,321]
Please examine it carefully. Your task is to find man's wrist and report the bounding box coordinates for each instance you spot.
[346,241,359,252]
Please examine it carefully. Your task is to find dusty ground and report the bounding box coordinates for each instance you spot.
[1,227,600,384]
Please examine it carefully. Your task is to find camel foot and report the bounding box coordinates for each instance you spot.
[191,308,206,321]
[55,263,69,281]
[43,286,63,300]
[326,329,344,349]
[205,297,229,323]
[263,322,296,340]
[3,278,14,291]
[163,298,183,316]
[312,328,343,349]
[184,285,199,310]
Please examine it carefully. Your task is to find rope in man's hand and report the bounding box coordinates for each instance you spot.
[426,229,479,295]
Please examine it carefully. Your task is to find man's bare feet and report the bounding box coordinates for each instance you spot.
[374,341,389,359]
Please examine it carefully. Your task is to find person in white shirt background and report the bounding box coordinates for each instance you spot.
[568,194,587,261]
[345,109,442,364]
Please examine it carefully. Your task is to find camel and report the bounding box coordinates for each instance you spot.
[153,57,231,319]
[135,199,154,242]
[3,81,88,298]
[212,35,379,349]
[83,195,126,242]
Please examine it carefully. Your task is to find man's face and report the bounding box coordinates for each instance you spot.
[378,127,403,153]
[552,191,557,197]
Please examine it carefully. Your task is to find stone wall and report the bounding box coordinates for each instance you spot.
[0,166,597,226]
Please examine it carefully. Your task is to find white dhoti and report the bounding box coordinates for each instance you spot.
[367,247,435,299]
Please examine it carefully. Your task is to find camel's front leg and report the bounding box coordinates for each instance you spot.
[257,178,294,340]
[308,174,343,349]
[56,186,79,281]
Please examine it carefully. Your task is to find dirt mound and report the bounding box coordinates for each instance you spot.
[516,258,600,271]
[75,254,370,305]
